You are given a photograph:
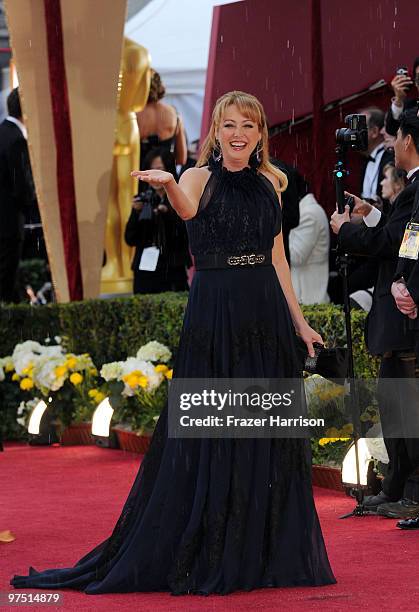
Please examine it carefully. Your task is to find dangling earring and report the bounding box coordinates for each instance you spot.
[256,140,263,163]
[212,139,222,163]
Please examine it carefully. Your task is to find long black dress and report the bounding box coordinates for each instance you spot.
[11,158,336,594]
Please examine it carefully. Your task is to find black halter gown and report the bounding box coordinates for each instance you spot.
[11,157,336,595]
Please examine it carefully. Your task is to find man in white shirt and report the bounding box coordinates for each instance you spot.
[359,107,394,202]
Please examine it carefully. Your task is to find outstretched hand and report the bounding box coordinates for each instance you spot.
[131,169,175,189]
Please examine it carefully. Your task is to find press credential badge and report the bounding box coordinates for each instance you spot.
[139,246,160,271]
[399,222,419,260]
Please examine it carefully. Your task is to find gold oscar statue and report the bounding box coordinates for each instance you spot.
[101,37,151,294]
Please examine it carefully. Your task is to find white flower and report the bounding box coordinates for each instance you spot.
[12,341,43,376]
[41,345,64,358]
[54,336,62,344]
[0,365,4,382]
[121,358,163,392]
[100,361,124,381]
[32,355,68,392]
[136,341,172,363]
[12,341,65,376]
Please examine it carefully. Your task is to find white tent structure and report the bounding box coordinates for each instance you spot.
[125,0,243,143]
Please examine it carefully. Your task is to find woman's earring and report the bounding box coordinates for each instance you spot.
[256,141,263,163]
[213,140,223,163]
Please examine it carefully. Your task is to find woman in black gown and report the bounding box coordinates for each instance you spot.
[11,91,336,595]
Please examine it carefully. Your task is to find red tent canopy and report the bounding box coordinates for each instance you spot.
[202,0,417,211]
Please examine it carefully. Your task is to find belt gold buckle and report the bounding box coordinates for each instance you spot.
[227,253,265,266]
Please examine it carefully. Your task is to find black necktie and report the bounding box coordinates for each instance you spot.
[367,147,384,163]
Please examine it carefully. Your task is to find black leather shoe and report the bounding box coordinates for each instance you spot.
[397,516,419,529]
[362,491,392,510]
[377,498,419,519]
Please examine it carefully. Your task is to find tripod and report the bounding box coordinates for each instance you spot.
[334,145,373,518]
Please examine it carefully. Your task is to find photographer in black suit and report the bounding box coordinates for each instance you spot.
[0,88,37,303]
[341,109,394,301]
[385,57,419,137]
[330,119,419,517]
[125,147,191,294]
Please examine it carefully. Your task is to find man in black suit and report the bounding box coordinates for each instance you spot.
[330,124,419,516]
[383,110,419,528]
[0,88,36,303]
[385,57,419,137]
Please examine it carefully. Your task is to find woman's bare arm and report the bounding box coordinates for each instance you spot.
[131,167,209,220]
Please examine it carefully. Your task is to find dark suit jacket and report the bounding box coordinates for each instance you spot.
[359,148,394,201]
[394,171,419,317]
[338,184,415,355]
[385,97,418,137]
[125,197,192,274]
[0,119,36,239]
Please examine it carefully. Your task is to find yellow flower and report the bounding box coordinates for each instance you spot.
[155,364,168,373]
[20,377,34,391]
[318,436,350,446]
[94,392,105,404]
[122,370,143,383]
[22,362,34,376]
[165,369,173,380]
[5,361,14,373]
[88,389,98,398]
[89,368,98,376]
[55,365,67,378]
[124,374,140,389]
[137,376,148,388]
[12,373,20,381]
[69,372,83,385]
[66,357,77,370]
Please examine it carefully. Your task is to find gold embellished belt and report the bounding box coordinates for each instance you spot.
[194,251,272,270]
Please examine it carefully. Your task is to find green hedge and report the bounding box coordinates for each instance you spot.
[0,295,379,440]
[0,295,378,373]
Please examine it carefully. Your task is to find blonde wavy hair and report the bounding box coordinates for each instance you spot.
[197,91,288,192]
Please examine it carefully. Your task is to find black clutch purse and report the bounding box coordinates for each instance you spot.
[296,338,348,383]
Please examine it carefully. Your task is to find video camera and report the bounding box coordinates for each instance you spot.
[134,187,163,221]
[335,114,368,152]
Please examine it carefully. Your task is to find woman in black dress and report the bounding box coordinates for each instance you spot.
[137,70,187,169]
[11,91,336,594]
[125,147,191,294]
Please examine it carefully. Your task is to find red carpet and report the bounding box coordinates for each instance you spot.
[1,443,418,611]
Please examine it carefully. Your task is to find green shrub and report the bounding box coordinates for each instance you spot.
[0,303,61,356]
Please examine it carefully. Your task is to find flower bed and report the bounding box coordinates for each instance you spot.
[1,339,172,444]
